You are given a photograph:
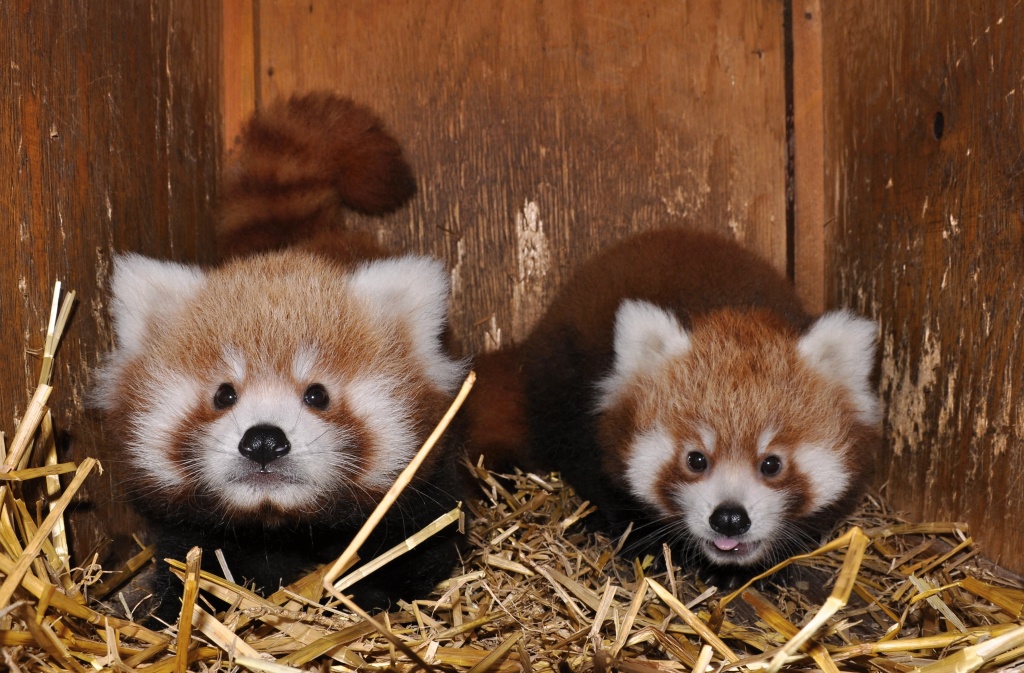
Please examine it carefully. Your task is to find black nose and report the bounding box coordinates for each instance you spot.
[238,424,291,467]
[709,503,751,536]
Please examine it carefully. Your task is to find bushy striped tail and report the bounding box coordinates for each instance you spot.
[219,92,416,259]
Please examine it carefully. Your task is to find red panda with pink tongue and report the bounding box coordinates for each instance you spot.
[467,229,882,584]
[94,93,466,620]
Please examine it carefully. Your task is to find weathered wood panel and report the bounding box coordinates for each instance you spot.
[0,1,221,566]
[821,2,1024,573]
[244,0,789,354]
[790,0,826,314]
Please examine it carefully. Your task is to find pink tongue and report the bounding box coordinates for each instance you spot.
[715,538,740,551]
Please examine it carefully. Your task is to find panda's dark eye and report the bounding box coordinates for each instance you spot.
[686,451,708,473]
[213,383,237,410]
[760,455,783,477]
[303,383,329,410]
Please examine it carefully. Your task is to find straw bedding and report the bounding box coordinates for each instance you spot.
[2,283,1022,672]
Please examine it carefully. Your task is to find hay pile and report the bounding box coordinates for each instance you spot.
[2,283,1023,672]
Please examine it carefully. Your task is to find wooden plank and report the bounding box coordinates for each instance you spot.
[222,0,258,151]
[0,1,221,568]
[790,0,826,313]
[821,1,1024,573]
[253,0,789,353]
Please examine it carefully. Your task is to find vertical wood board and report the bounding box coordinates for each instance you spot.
[790,0,826,314]
[0,1,221,567]
[252,0,790,353]
[821,1,1024,572]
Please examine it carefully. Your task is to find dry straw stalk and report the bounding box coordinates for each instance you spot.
[0,280,1022,672]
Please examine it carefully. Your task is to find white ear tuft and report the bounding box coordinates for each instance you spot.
[347,255,465,393]
[798,310,880,425]
[108,254,206,356]
[597,300,691,408]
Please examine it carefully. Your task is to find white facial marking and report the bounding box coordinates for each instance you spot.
[126,370,203,491]
[756,427,777,457]
[200,377,352,511]
[676,461,787,566]
[597,300,691,410]
[343,375,418,488]
[697,424,717,455]
[798,310,880,426]
[625,425,677,510]
[292,345,319,382]
[223,346,247,382]
[793,443,850,511]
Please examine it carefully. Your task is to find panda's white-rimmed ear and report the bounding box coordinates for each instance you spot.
[347,255,465,393]
[597,300,691,408]
[798,310,880,425]
[108,253,206,355]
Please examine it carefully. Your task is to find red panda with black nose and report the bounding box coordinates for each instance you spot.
[466,228,881,584]
[93,93,466,620]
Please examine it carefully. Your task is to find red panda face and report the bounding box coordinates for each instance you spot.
[598,301,879,567]
[94,251,464,526]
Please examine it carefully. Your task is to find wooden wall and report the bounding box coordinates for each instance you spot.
[0,2,221,568]
[819,1,1024,572]
[228,0,791,354]
[3,0,1021,577]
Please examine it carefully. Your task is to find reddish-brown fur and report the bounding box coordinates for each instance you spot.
[458,345,531,471]
[468,229,811,472]
[219,92,415,261]
[95,93,463,620]
[465,228,880,577]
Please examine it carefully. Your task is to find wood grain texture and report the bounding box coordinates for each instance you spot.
[222,0,257,150]
[821,1,1024,572]
[252,0,789,354]
[790,0,825,314]
[0,1,220,567]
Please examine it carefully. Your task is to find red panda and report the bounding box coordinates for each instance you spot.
[93,93,466,620]
[466,228,881,583]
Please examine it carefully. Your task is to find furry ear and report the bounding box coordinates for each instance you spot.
[598,300,691,408]
[798,310,880,425]
[108,254,206,356]
[347,255,465,393]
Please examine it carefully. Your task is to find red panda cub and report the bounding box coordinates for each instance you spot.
[93,93,466,620]
[475,229,881,584]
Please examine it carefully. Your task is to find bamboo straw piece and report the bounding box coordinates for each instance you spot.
[765,527,870,673]
[191,604,263,660]
[41,413,71,576]
[0,457,98,608]
[588,579,617,644]
[38,281,76,388]
[720,526,867,609]
[742,588,839,673]
[908,575,968,633]
[332,505,463,594]
[911,624,1024,673]
[174,547,203,672]
[466,630,522,673]
[691,644,713,673]
[234,655,307,673]
[0,463,78,481]
[646,578,739,664]
[1,384,52,474]
[960,576,1024,618]
[33,296,77,576]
